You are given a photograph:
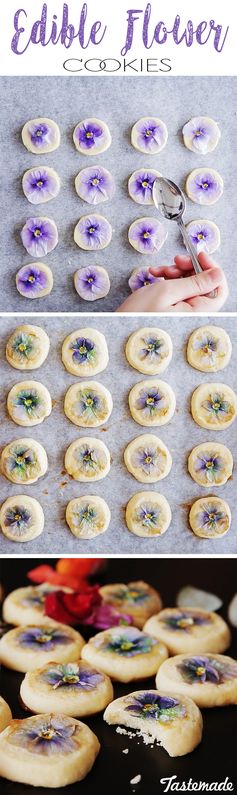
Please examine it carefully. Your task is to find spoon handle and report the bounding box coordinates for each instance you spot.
[177,219,217,299]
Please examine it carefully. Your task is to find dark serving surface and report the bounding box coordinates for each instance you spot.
[0,558,236,795]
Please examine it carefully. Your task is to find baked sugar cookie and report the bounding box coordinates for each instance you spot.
[6,325,50,370]
[188,443,233,488]
[1,438,48,485]
[66,496,111,539]
[22,167,60,205]
[126,492,171,537]
[81,626,168,682]
[0,623,85,672]
[62,328,108,377]
[64,382,112,428]
[187,326,232,372]
[124,435,172,483]
[186,168,223,205]
[7,381,52,427]
[20,660,113,716]
[129,379,176,427]
[0,496,44,543]
[73,118,111,154]
[182,117,221,154]
[2,584,72,626]
[16,263,54,299]
[144,608,231,655]
[74,215,112,251]
[22,118,60,154]
[156,653,237,708]
[0,697,12,732]
[125,328,173,375]
[191,383,237,430]
[99,581,162,629]
[131,117,168,154]
[65,437,110,482]
[104,689,202,757]
[0,714,100,788]
[189,497,231,538]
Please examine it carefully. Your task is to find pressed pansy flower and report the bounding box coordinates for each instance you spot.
[188,443,233,489]
[6,444,37,479]
[128,267,160,292]
[192,334,219,367]
[16,263,53,299]
[9,715,77,756]
[74,443,106,476]
[194,452,223,483]
[163,612,211,631]
[75,166,115,204]
[66,496,111,538]
[178,656,237,685]
[191,384,237,431]
[98,627,157,656]
[22,167,60,205]
[186,220,220,255]
[190,497,231,538]
[125,692,186,722]
[74,214,112,251]
[131,117,168,154]
[18,626,71,650]
[128,170,161,205]
[11,332,35,362]
[70,337,95,364]
[201,393,231,421]
[44,663,103,690]
[128,217,167,254]
[198,504,226,532]
[22,118,60,154]
[4,506,31,536]
[12,388,41,418]
[73,119,111,154]
[74,266,110,301]
[133,445,165,477]
[186,168,223,206]
[135,386,167,416]
[137,504,160,530]
[108,586,150,605]
[182,117,220,154]
[21,217,58,257]
[73,504,97,530]
[64,382,112,428]
[140,336,166,361]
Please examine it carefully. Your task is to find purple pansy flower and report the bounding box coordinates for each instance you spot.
[74,266,110,301]
[21,217,58,257]
[16,264,52,298]
[74,443,105,475]
[10,716,77,756]
[201,394,230,421]
[132,118,168,154]
[22,168,60,205]
[18,626,71,650]
[198,505,225,532]
[192,334,218,366]
[28,122,52,149]
[125,692,185,722]
[73,119,111,154]
[140,336,165,360]
[74,388,101,420]
[74,214,112,250]
[135,386,167,415]
[138,505,160,529]
[4,506,31,535]
[75,122,103,149]
[182,117,220,155]
[186,220,220,255]
[186,169,223,205]
[75,166,115,204]
[128,217,167,254]
[70,337,95,364]
[108,586,149,605]
[195,452,223,483]
[44,663,103,690]
[128,268,159,292]
[128,170,161,205]
[178,656,237,685]
[163,612,211,631]
[134,446,159,475]
[96,627,157,657]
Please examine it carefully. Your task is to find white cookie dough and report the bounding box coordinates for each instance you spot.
[144,608,231,655]
[64,381,112,428]
[62,328,108,377]
[187,326,232,372]
[0,495,44,543]
[2,584,72,626]
[20,660,114,717]
[186,219,220,255]
[81,626,168,682]
[156,653,237,708]
[182,117,221,154]
[186,168,223,205]
[22,118,60,154]
[65,437,110,482]
[99,581,162,629]
[188,443,233,488]
[66,496,111,539]
[125,492,172,537]
[1,438,48,485]
[22,167,60,205]
[189,496,231,539]
[7,381,52,427]
[0,623,85,672]
[0,697,12,733]
[74,214,112,251]
[6,324,50,370]
[73,118,111,154]
[124,435,172,483]
[0,714,100,788]
[104,689,202,757]
[191,383,237,430]
[131,117,168,154]
[125,328,173,375]
[129,379,176,427]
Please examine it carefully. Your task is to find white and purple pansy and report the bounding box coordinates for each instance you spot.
[73,119,111,155]
[186,168,223,206]
[194,451,223,483]
[125,692,186,722]
[16,264,53,299]
[182,117,220,155]
[128,170,161,205]
[74,215,112,251]
[4,506,32,537]
[186,220,220,255]
[22,168,60,205]
[197,503,227,533]
[131,117,168,154]
[163,612,212,631]
[201,393,232,422]
[75,166,115,205]
[43,663,103,690]
[74,266,110,301]
[135,386,168,416]
[128,217,167,254]
[96,627,157,656]
[178,656,237,685]
[9,715,78,756]
[128,268,160,292]
[21,217,58,257]
[18,627,72,650]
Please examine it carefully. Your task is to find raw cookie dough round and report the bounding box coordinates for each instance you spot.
[131,117,168,154]
[74,265,110,301]
[2,584,72,626]
[75,166,115,204]
[126,328,173,375]
[189,496,231,539]
[129,379,176,427]
[66,496,111,539]
[186,168,223,205]
[6,324,50,370]
[124,434,172,483]
[22,167,60,205]
[104,689,202,757]
[156,653,237,708]
[73,118,111,154]
[182,117,221,154]
[0,714,100,788]
[187,326,232,373]
[0,623,85,672]
[191,383,237,430]
[125,492,171,537]
[0,697,12,733]
[188,443,233,488]
[64,381,112,428]
[143,608,231,655]
[128,169,161,205]
[7,381,52,427]
[65,437,110,482]
[128,217,167,254]
[1,438,48,485]
[16,263,54,299]
[20,660,114,716]
[0,495,44,543]
[21,217,58,257]
[99,581,162,629]
[22,118,60,154]
[62,328,109,377]
[74,214,112,251]
[186,219,220,255]
[81,626,168,682]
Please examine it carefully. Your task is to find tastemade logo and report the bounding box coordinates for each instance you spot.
[160,776,234,793]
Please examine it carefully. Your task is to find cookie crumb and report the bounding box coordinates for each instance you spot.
[130,774,141,785]
[122,748,129,754]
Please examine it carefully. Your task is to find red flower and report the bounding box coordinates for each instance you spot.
[44,585,101,626]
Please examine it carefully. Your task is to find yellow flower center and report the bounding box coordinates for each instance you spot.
[63,674,79,684]
[143,704,153,711]
[145,130,152,137]
[34,229,42,237]
[86,131,93,138]
[178,618,193,628]
[145,456,152,464]
[146,397,154,405]
[36,130,43,137]
[197,233,204,240]
[41,729,55,740]
[213,402,220,410]
[37,180,43,187]
[142,180,149,187]
[88,277,93,283]
[16,456,24,464]
[14,514,21,521]
[145,512,152,520]
[86,397,93,407]
[79,346,87,354]
[121,642,133,651]
[25,398,33,406]
[89,227,95,234]
[19,343,26,352]
[28,275,35,283]
[206,461,214,469]
[209,513,216,521]
[37,634,51,643]
[143,231,150,239]
[196,666,205,676]
[203,182,209,189]
[92,178,99,185]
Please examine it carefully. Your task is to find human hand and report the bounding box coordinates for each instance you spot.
[116,252,228,313]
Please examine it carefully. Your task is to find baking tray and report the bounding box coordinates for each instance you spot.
[0,314,236,555]
[0,75,236,312]
[0,557,236,795]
